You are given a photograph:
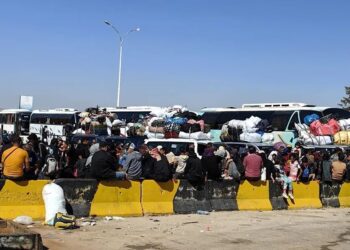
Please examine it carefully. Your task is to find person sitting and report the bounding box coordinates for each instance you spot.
[201,145,222,181]
[150,148,172,182]
[1,136,30,180]
[91,142,126,180]
[300,156,316,183]
[174,147,188,179]
[331,152,347,184]
[184,145,205,188]
[123,143,142,180]
[139,144,155,179]
[243,146,263,182]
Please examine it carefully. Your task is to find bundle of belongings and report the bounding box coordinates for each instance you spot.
[295,113,347,145]
[145,105,212,140]
[220,116,274,144]
[75,108,125,136]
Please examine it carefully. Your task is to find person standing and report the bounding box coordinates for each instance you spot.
[1,136,29,180]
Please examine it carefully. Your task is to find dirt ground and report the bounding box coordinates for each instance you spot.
[31,208,350,250]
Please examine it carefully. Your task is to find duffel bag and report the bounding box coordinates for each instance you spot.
[310,119,340,136]
[148,126,164,134]
[334,131,350,145]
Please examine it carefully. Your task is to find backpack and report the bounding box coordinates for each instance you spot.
[42,154,58,177]
[53,212,76,229]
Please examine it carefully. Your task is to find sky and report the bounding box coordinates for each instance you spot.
[0,0,350,111]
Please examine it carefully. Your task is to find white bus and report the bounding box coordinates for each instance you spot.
[0,109,32,135]
[101,106,162,123]
[29,108,80,138]
[201,102,350,144]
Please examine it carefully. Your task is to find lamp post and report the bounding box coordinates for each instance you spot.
[104,20,140,107]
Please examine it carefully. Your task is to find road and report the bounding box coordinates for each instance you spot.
[32,208,350,250]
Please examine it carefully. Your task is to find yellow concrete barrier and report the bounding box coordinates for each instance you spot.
[236,181,272,210]
[339,182,350,207]
[287,181,322,209]
[90,181,143,217]
[141,180,180,215]
[0,180,49,219]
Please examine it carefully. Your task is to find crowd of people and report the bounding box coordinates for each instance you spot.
[1,134,350,196]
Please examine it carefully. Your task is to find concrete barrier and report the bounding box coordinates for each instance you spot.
[339,181,350,207]
[269,181,288,210]
[285,181,322,209]
[173,180,211,214]
[141,180,180,215]
[0,180,49,219]
[236,181,272,210]
[90,180,143,217]
[320,182,340,208]
[207,180,238,211]
[55,179,98,217]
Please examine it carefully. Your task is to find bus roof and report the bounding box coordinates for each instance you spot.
[101,106,162,112]
[31,108,78,114]
[201,102,331,112]
[0,109,31,114]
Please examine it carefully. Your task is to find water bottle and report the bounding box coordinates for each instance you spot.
[196,210,210,215]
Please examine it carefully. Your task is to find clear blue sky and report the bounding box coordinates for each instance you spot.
[0,0,350,111]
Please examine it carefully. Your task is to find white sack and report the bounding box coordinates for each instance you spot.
[239,132,262,143]
[42,183,67,225]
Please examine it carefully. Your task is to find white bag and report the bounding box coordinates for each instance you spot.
[42,183,67,225]
[338,119,350,131]
[261,167,267,182]
[239,132,262,143]
[179,131,211,140]
[262,133,274,144]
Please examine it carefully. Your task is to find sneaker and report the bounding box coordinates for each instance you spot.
[288,193,294,200]
[282,192,288,199]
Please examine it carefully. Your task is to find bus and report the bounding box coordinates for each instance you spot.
[100,106,162,124]
[201,102,350,145]
[0,109,32,136]
[29,108,80,138]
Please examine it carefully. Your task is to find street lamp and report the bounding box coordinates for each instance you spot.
[104,20,140,107]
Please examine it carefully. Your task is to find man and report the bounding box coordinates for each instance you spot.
[184,145,205,188]
[243,146,263,181]
[331,152,346,183]
[124,143,142,180]
[91,142,126,180]
[1,136,30,180]
[139,144,155,179]
[150,148,172,182]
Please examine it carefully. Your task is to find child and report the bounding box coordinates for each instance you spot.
[273,160,294,200]
[289,153,301,182]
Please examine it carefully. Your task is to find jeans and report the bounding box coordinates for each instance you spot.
[115,171,126,180]
[282,175,293,191]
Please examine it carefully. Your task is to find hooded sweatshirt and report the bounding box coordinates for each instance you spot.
[124,151,142,180]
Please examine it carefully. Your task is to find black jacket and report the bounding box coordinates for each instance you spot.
[141,153,155,179]
[153,155,172,182]
[91,150,117,180]
[201,155,221,180]
[185,153,205,183]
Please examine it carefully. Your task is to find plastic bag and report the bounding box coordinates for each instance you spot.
[42,183,67,225]
[261,167,267,182]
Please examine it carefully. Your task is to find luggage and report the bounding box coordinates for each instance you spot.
[239,132,262,143]
[334,131,350,145]
[262,133,274,144]
[148,126,164,134]
[179,131,212,140]
[301,135,332,145]
[304,114,320,125]
[180,123,201,133]
[338,118,350,131]
[53,212,76,229]
[310,119,340,136]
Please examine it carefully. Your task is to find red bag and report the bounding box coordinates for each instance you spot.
[310,119,340,136]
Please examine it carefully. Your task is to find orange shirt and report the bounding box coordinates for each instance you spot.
[1,146,29,177]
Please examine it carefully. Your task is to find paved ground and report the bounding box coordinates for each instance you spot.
[32,208,350,250]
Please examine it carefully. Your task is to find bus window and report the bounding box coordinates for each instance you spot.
[30,114,49,124]
[287,112,300,131]
[201,112,221,129]
[322,108,350,120]
[4,114,15,124]
[270,111,294,131]
[50,114,75,125]
[300,110,323,123]
[115,111,151,123]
